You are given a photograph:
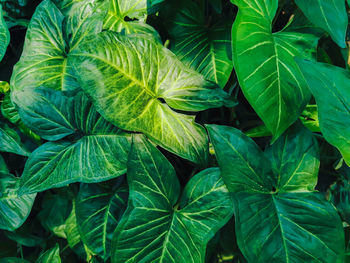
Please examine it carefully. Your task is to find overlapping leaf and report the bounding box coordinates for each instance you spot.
[295,0,347,48]
[0,123,30,156]
[111,135,234,263]
[70,31,234,164]
[12,88,131,194]
[231,0,320,140]
[296,59,350,166]
[10,0,107,93]
[162,0,233,88]
[35,244,61,263]
[208,124,344,263]
[76,179,128,259]
[0,174,36,231]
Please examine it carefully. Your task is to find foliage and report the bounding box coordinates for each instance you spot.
[0,0,349,262]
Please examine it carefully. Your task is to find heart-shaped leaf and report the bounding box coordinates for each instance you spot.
[296,59,350,166]
[231,0,320,140]
[10,0,107,93]
[162,0,233,88]
[0,174,36,231]
[12,88,131,194]
[70,31,234,164]
[111,135,234,263]
[208,124,345,263]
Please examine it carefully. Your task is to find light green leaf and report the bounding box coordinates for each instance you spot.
[232,0,320,140]
[0,4,10,61]
[0,174,36,231]
[76,179,128,259]
[10,0,107,93]
[15,88,131,194]
[265,123,319,192]
[111,135,234,263]
[35,244,61,263]
[0,81,9,93]
[0,123,30,156]
[208,124,344,263]
[295,0,347,48]
[70,32,233,164]
[163,0,233,88]
[296,59,350,166]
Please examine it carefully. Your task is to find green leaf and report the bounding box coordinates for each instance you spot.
[207,124,274,193]
[4,230,44,247]
[295,0,348,48]
[14,88,131,194]
[0,174,36,231]
[231,0,320,140]
[10,0,107,93]
[296,59,350,166]
[76,179,128,259]
[70,31,234,164]
[265,123,319,192]
[0,123,30,156]
[111,135,234,263]
[0,4,10,61]
[0,154,9,174]
[1,93,40,142]
[35,244,61,263]
[37,192,72,238]
[0,258,31,263]
[163,0,233,88]
[208,124,345,263]
[234,192,345,263]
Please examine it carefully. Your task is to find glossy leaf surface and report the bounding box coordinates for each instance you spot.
[208,124,344,263]
[13,88,131,194]
[111,136,234,263]
[76,179,128,259]
[0,174,36,231]
[295,0,347,48]
[35,244,61,263]
[70,31,234,164]
[164,0,233,87]
[0,4,9,61]
[296,59,350,166]
[232,0,320,139]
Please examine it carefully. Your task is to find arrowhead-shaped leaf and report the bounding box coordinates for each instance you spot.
[295,0,348,48]
[10,0,107,93]
[70,31,234,164]
[0,174,36,231]
[208,124,345,263]
[231,0,320,140]
[111,135,234,263]
[296,59,350,166]
[13,88,131,194]
[76,179,128,259]
[162,0,233,88]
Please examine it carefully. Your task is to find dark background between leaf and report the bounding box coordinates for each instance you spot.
[0,0,349,262]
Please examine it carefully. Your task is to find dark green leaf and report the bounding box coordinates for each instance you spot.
[0,123,30,156]
[296,59,350,166]
[111,135,234,263]
[295,0,348,48]
[0,4,10,61]
[76,180,128,259]
[163,0,233,87]
[208,124,344,262]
